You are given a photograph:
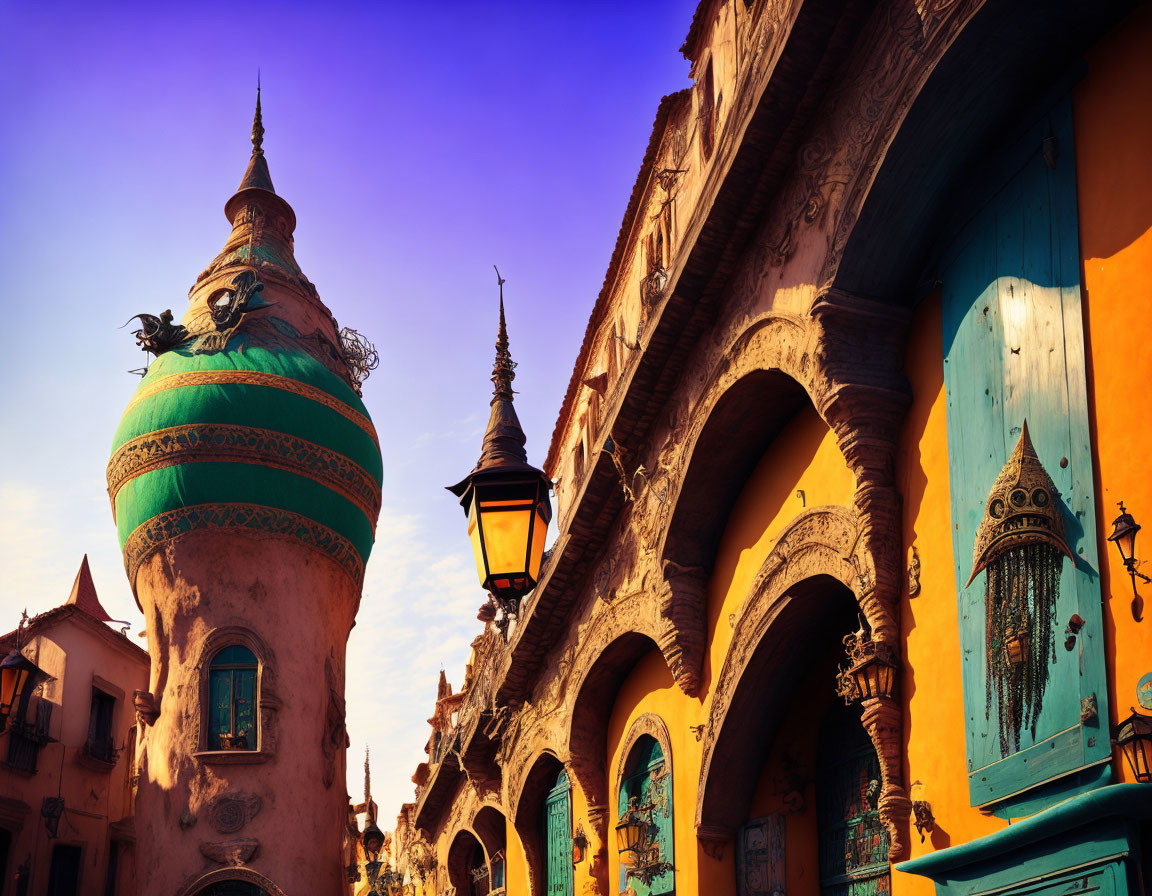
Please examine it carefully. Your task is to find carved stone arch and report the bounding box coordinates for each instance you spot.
[654,314,823,698]
[193,624,282,759]
[176,867,287,896]
[510,750,568,896]
[613,713,674,810]
[695,504,912,861]
[446,826,486,896]
[471,803,508,868]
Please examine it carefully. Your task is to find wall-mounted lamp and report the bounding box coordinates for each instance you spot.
[1108,502,1150,621]
[835,621,898,703]
[572,823,588,865]
[615,796,672,886]
[0,650,48,732]
[1113,708,1152,783]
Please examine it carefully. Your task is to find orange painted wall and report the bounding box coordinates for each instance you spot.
[1075,1,1152,781]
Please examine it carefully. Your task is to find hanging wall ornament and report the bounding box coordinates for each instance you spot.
[967,421,1074,756]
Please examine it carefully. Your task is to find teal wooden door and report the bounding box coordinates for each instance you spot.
[941,97,1109,809]
[618,737,674,896]
[816,703,890,896]
[544,769,574,896]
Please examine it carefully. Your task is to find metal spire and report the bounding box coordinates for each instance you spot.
[251,75,264,157]
[491,266,517,404]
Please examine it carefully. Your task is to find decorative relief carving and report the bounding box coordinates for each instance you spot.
[199,839,259,866]
[322,656,347,789]
[657,562,708,696]
[123,502,364,590]
[208,792,262,834]
[107,423,382,524]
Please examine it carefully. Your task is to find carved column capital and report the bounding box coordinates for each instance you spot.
[657,561,709,696]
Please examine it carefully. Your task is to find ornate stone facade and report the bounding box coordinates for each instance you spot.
[384,1,1149,894]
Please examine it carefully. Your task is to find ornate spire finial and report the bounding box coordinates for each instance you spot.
[251,76,264,157]
[491,265,516,404]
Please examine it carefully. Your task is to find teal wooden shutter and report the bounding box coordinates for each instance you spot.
[618,737,674,896]
[941,97,1109,809]
[544,769,574,896]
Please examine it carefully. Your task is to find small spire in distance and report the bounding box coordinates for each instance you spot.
[251,75,264,157]
[364,745,371,804]
[491,266,517,404]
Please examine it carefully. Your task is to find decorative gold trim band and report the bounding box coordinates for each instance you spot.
[123,369,379,448]
[123,502,364,589]
[107,423,381,526]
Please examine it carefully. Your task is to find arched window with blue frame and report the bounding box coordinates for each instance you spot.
[618,734,674,896]
[208,646,257,751]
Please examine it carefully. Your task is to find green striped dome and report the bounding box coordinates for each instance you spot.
[108,341,382,590]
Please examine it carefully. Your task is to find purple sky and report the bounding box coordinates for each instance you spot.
[0,1,696,818]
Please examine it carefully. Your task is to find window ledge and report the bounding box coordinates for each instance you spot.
[193,749,273,766]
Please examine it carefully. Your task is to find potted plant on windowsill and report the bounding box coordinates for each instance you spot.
[219,731,249,750]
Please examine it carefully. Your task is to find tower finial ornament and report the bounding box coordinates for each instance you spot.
[491,265,516,404]
[251,78,264,157]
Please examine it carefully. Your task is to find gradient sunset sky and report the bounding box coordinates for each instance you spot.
[0,0,697,818]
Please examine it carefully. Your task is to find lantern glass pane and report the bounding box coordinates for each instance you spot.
[477,499,534,578]
[1119,530,1137,563]
[528,504,549,582]
[467,502,487,586]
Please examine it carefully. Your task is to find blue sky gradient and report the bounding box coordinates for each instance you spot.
[0,0,697,817]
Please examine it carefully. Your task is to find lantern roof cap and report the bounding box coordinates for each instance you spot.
[447,271,550,504]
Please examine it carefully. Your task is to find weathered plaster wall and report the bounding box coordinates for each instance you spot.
[134,534,357,896]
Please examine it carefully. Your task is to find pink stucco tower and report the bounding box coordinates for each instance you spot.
[106,91,381,896]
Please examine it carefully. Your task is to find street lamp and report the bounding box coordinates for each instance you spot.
[448,270,552,628]
[0,650,47,732]
[1113,708,1152,783]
